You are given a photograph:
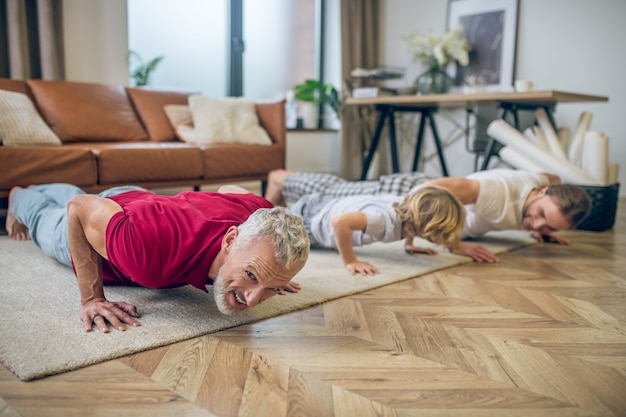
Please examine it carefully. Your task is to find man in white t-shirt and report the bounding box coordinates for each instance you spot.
[266,169,592,263]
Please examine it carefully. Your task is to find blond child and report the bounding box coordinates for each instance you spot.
[290,186,466,275]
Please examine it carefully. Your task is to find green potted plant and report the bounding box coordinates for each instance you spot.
[294,79,342,128]
[128,50,165,87]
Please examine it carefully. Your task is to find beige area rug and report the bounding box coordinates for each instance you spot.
[0,232,536,381]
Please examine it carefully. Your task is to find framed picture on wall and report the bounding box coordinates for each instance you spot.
[447,0,519,92]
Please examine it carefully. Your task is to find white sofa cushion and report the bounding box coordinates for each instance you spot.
[185,95,272,146]
[0,90,62,146]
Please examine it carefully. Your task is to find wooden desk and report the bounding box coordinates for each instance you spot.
[345,91,609,179]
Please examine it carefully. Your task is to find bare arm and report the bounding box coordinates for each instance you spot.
[217,184,251,194]
[419,177,480,205]
[67,195,117,303]
[67,195,140,332]
[330,212,378,276]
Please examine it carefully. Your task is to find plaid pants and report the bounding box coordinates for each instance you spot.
[282,172,434,204]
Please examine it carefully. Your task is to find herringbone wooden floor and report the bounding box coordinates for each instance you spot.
[1,199,624,417]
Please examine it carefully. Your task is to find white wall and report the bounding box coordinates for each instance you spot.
[382,0,626,195]
[287,131,340,174]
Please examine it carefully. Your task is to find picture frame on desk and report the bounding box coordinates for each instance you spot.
[447,0,519,92]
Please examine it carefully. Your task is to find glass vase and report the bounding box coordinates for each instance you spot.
[415,62,453,95]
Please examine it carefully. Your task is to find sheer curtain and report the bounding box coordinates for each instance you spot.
[340,0,380,180]
[0,0,64,80]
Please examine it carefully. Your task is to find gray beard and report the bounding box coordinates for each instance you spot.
[212,272,243,316]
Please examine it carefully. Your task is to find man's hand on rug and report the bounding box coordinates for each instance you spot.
[80,299,141,333]
[345,260,379,276]
[452,242,499,263]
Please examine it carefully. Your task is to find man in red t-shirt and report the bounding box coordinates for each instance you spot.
[8,184,310,333]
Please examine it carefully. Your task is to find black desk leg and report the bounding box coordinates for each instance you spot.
[543,105,558,130]
[427,112,449,176]
[480,138,497,170]
[387,110,400,173]
[360,108,389,180]
[481,106,519,171]
[411,111,427,171]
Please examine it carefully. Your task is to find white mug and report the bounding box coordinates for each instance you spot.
[514,80,533,92]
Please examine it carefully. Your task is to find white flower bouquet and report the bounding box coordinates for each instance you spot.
[403,25,471,68]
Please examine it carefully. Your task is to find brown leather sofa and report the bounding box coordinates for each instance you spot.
[0,78,286,200]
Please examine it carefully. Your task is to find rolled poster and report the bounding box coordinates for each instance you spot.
[557,127,570,151]
[532,126,550,152]
[535,108,568,160]
[608,163,619,184]
[486,119,601,185]
[499,146,545,173]
[567,111,593,167]
[581,131,609,184]
[524,126,549,151]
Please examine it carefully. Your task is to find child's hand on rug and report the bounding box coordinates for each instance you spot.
[345,259,379,276]
[80,299,141,333]
[404,244,437,255]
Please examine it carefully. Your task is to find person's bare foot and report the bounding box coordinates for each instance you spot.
[265,169,292,206]
[6,186,30,241]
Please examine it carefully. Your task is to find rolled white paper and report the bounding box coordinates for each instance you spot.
[531,126,550,152]
[608,163,619,184]
[499,146,545,173]
[535,108,568,160]
[568,111,593,167]
[581,131,609,184]
[486,119,601,185]
[523,127,535,140]
[524,126,548,151]
[557,127,570,151]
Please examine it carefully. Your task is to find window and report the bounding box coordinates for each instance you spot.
[128,0,228,96]
[127,0,324,100]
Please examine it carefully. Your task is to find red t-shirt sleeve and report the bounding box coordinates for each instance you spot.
[103,191,272,289]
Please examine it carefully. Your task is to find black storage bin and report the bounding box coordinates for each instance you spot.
[576,183,620,232]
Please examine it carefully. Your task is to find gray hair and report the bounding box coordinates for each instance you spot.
[236,207,310,270]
